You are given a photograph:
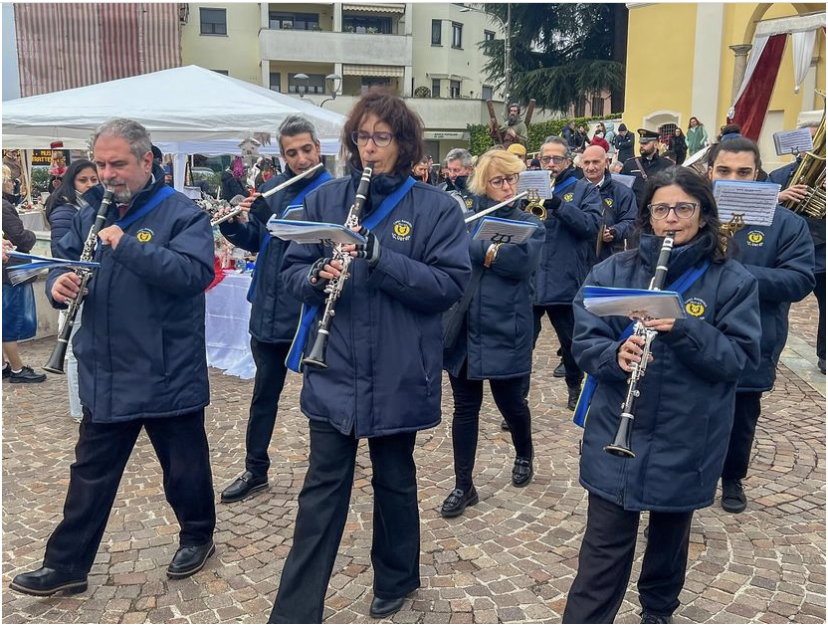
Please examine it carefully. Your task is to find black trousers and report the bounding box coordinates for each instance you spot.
[563,493,693,623]
[269,420,421,624]
[533,304,583,388]
[449,362,533,491]
[43,409,216,576]
[721,391,762,480]
[815,272,825,361]
[245,338,291,477]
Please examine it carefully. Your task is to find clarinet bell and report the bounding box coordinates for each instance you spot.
[302,329,330,369]
[603,413,635,458]
[43,339,69,375]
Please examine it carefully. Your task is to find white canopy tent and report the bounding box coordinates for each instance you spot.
[2,65,346,190]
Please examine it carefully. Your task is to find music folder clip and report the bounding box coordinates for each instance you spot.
[582,286,687,319]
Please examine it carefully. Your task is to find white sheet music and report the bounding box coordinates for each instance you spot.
[267,219,366,245]
[772,128,813,156]
[583,287,686,319]
[517,171,551,199]
[713,180,780,227]
[472,216,539,244]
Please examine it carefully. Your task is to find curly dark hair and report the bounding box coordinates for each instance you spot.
[342,88,425,178]
[635,166,728,263]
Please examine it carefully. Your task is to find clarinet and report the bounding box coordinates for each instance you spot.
[303,165,373,369]
[604,230,675,458]
[44,189,115,374]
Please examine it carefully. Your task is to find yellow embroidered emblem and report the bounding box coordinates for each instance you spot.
[136,228,153,243]
[685,298,706,317]
[604,198,613,208]
[563,193,574,202]
[392,220,412,241]
[747,230,764,246]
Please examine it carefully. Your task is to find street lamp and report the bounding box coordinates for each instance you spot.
[320,73,342,108]
[460,3,511,115]
[293,73,309,97]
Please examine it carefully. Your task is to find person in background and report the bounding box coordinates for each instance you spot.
[686,117,708,155]
[441,149,545,518]
[221,156,249,201]
[620,129,672,208]
[44,159,101,420]
[2,165,47,384]
[412,158,431,183]
[668,128,688,165]
[441,148,478,214]
[590,131,610,153]
[614,123,635,163]
[604,122,618,160]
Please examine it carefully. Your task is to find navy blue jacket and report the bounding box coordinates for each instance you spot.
[730,207,815,391]
[595,172,638,261]
[48,202,80,256]
[444,200,544,380]
[613,132,635,163]
[533,170,602,305]
[282,171,471,438]
[573,236,761,512]
[46,168,215,422]
[219,167,327,344]
[769,161,825,274]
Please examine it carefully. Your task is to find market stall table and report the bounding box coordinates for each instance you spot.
[205,272,256,379]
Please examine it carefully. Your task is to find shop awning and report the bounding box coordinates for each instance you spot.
[342,4,405,14]
[342,64,405,77]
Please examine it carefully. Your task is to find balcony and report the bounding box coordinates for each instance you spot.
[259,28,412,66]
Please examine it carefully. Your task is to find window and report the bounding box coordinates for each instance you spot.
[361,76,391,94]
[574,96,586,118]
[482,85,493,100]
[269,72,281,92]
[288,73,327,95]
[200,8,226,35]
[269,12,320,31]
[452,22,463,49]
[431,19,442,45]
[431,79,441,98]
[450,80,461,99]
[659,124,677,143]
[343,15,392,34]
[591,95,604,117]
[484,30,495,42]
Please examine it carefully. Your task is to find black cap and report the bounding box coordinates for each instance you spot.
[618,123,627,132]
[637,128,660,141]
[151,145,163,161]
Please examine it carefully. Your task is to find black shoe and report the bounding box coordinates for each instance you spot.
[370,596,405,619]
[566,385,581,411]
[641,612,672,624]
[440,486,479,518]
[2,362,10,378]
[512,457,533,487]
[501,419,510,431]
[167,541,215,579]
[721,478,747,513]
[220,471,268,503]
[819,358,826,375]
[9,567,87,596]
[9,365,46,384]
[553,360,566,378]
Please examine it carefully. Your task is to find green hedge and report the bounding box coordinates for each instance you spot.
[467,112,624,156]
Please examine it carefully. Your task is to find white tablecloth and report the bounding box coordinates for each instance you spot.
[19,210,47,231]
[205,272,256,379]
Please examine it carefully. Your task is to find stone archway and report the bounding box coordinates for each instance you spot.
[643,110,681,134]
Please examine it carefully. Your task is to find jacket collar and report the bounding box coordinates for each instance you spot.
[638,233,709,283]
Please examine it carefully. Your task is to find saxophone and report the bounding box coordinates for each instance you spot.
[782,91,826,219]
[303,165,373,369]
[604,231,675,458]
[44,188,115,374]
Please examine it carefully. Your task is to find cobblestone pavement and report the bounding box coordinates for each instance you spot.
[2,296,825,624]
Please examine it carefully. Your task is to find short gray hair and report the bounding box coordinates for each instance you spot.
[93,118,152,162]
[445,148,473,168]
[542,136,572,159]
[278,115,319,152]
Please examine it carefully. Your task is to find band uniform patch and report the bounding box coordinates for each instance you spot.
[136,228,154,243]
[392,220,413,241]
[604,198,613,208]
[465,197,474,209]
[746,230,765,247]
[685,298,706,318]
[563,193,574,202]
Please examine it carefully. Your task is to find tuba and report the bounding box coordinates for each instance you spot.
[782,92,826,219]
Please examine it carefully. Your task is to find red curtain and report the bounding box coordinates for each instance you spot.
[730,34,787,141]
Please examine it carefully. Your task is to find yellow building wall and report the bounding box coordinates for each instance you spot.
[181,3,260,85]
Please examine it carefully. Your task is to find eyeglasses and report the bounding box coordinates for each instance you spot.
[351,131,395,148]
[540,155,567,165]
[488,174,519,188]
[648,202,699,220]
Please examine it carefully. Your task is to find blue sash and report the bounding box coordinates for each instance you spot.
[572,260,711,428]
[553,176,578,196]
[247,171,332,303]
[286,176,416,372]
[96,186,175,256]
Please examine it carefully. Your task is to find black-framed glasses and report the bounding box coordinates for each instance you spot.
[648,202,699,220]
[540,155,567,165]
[351,131,395,148]
[488,174,519,188]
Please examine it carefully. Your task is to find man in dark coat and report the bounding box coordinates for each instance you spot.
[532,136,602,409]
[620,128,671,208]
[216,115,332,504]
[10,118,216,597]
[613,123,635,163]
[708,138,815,513]
[440,148,478,214]
[580,145,638,261]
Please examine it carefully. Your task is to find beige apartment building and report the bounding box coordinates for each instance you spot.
[181,2,544,158]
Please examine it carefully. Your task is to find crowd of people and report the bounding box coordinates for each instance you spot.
[2,88,824,625]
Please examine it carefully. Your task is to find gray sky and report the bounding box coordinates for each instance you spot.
[3,2,20,101]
